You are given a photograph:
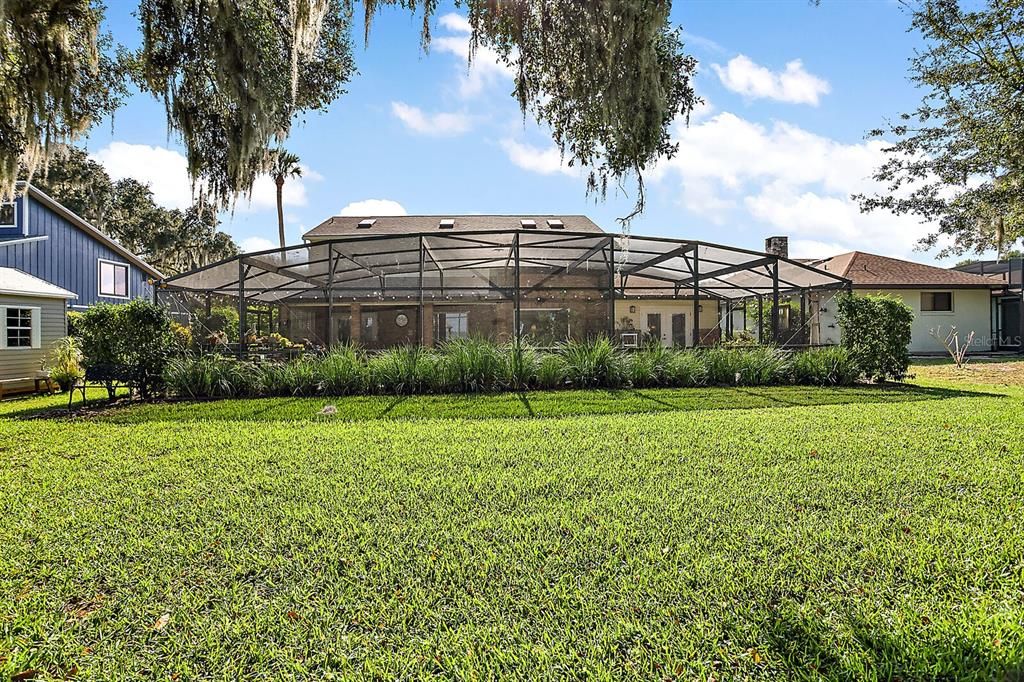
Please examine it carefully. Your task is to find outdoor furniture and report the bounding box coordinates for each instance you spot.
[0,371,55,399]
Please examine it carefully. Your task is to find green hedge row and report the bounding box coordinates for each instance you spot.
[165,339,862,399]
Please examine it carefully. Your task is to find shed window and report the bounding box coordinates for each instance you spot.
[2,306,40,349]
[0,202,15,228]
[921,291,953,312]
[99,260,129,298]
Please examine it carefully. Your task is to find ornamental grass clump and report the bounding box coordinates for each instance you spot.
[627,342,674,388]
[792,347,860,386]
[440,337,503,393]
[560,337,626,389]
[666,351,707,387]
[314,345,367,395]
[500,340,541,391]
[165,354,258,399]
[368,347,439,395]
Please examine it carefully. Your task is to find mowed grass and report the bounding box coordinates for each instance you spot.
[1,369,1024,678]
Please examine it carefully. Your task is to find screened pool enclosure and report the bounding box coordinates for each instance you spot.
[155,230,852,353]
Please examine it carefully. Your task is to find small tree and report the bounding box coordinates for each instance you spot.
[835,294,914,382]
[930,325,976,369]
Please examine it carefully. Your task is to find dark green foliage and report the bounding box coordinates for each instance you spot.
[76,301,176,399]
[666,351,707,387]
[535,354,567,390]
[836,294,914,382]
[702,346,793,386]
[793,346,861,386]
[118,299,175,399]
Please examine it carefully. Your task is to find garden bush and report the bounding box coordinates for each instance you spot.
[161,339,866,400]
[75,300,176,399]
[836,293,913,382]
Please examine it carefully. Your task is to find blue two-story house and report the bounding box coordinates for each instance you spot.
[0,183,163,309]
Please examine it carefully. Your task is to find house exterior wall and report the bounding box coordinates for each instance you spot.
[814,288,994,354]
[0,293,67,389]
[0,194,153,308]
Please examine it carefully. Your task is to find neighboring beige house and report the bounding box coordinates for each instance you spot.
[807,251,1003,354]
[0,267,76,395]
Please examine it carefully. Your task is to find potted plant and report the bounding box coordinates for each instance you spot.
[45,336,85,392]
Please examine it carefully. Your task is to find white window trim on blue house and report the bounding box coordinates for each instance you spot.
[98,258,130,299]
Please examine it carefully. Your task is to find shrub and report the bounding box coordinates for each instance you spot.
[66,310,84,337]
[45,336,85,392]
[76,300,177,399]
[536,354,566,390]
[200,305,240,342]
[171,322,193,351]
[315,345,367,395]
[703,346,791,386]
[165,354,258,399]
[368,347,439,394]
[75,303,123,398]
[560,337,625,389]
[627,343,674,388]
[500,341,540,391]
[666,351,707,387]
[836,294,913,382]
[793,347,860,386]
[440,338,502,393]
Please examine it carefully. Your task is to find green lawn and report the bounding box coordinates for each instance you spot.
[2,368,1023,679]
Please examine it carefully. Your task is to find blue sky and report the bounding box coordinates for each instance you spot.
[84,1,953,262]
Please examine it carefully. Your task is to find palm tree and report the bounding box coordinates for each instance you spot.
[270,149,302,248]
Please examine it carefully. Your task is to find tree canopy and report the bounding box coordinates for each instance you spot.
[29,147,239,275]
[1,0,697,223]
[856,0,1024,258]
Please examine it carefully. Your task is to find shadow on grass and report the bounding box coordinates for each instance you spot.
[2,382,1000,424]
[760,607,1022,679]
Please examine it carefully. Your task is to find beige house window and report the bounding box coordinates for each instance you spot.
[921,291,953,312]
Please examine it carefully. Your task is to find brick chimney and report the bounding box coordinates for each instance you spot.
[764,236,789,259]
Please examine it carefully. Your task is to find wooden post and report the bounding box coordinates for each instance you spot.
[771,261,780,344]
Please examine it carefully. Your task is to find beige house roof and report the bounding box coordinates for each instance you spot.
[809,251,1003,289]
[303,215,604,240]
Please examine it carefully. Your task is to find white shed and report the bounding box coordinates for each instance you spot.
[0,267,76,396]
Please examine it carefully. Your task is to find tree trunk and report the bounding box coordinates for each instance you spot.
[276,177,286,248]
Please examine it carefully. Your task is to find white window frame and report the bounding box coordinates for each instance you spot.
[0,201,16,230]
[920,290,954,314]
[98,258,130,299]
[0,305,41,350]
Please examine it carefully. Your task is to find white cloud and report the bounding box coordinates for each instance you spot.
[92,141,316,213]
[92,142,195,209]
[653,112,936,258]
[391,101,473,136]
[499,138,579,177]
[239,236,278,253]
[433,16,515,98]
[438,12,471,33]
[338,199,407,216]
[712,55,830,106]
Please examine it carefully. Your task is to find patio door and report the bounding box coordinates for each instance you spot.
[998,296,1021,349]
[645,313,663,346]
[671,313,686,347]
